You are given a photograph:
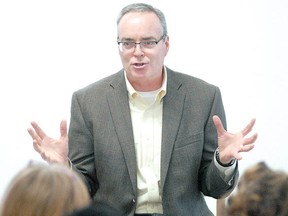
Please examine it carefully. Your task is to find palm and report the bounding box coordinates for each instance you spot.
[28,120,68,164]
[213,115,258,163]
[40,134,68,163]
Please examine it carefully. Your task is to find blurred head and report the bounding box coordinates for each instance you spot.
[235,161,271,189]
[227,161,288,216]
[0,162,90,216]
[117,3,170,91]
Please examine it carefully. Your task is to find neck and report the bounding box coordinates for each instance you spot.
[130,74,163,91]
[128,69,164,92]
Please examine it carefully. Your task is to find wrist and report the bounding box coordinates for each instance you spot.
[215,148,236,167]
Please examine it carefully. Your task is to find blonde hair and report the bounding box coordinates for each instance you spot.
[0,162,91,216]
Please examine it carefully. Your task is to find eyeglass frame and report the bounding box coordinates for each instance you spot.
[117,34,166,52]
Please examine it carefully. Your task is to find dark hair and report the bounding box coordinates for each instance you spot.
[227,161,288,216]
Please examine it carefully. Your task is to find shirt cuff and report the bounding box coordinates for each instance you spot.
[67,158,73,169]
[214,151,237,183]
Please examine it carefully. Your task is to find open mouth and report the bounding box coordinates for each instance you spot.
[134,63,145,67]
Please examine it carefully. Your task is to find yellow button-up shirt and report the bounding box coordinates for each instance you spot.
[125,69,167,214]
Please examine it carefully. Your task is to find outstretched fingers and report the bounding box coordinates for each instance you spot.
[241,118,256,136]
[27,127,42,153]
[32,139,42,153]
[240,143,255,152]
[240,133,258,152]
[27,121,50,157]
[30,121,47,139]
[244,133,258,145]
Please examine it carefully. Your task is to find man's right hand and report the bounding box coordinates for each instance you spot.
[27,120,69,165]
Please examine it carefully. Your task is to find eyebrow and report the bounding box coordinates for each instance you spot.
[119,36,157,41]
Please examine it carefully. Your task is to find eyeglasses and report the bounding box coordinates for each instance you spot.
[117,35,165,52]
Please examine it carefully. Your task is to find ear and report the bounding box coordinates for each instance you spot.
[164,35,170,54]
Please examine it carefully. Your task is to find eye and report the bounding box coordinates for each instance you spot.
[143,41,156,46]
[122,42,133,48]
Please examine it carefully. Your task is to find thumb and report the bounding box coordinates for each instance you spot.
[60,120,67,137]
[212,115,226,136]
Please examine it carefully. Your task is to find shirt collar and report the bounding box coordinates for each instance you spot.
[124,67,167,101]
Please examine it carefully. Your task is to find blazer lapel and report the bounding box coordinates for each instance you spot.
[105,69,185,195]
[160,69,185,192]
[106,70,137,195]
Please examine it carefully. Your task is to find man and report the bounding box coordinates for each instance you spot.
[28,3,257,216]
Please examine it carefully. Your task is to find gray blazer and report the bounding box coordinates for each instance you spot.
[68,67,238,216]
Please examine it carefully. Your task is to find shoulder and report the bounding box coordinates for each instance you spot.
[71,70,125,98]
[79,70,124,92]
[166,67,220,93]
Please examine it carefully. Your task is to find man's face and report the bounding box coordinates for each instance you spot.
[117,12,169,91]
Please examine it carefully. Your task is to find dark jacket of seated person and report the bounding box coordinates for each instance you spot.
[65,202,123,216]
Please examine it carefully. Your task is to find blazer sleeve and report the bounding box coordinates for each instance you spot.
[68,91,98,196]
[199,86,239,198]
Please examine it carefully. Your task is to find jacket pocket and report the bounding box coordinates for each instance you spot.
[174,132,203,149]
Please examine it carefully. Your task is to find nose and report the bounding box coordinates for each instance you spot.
[133,43,144,56]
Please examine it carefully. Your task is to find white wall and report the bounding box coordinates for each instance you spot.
[0,0,287,214]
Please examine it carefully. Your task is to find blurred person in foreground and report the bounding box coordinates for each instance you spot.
[0,162,90,216]
[226,161,288,216]
[27,3,258,216]
[64,201,123,216]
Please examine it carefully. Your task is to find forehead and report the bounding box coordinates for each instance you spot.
[117,12,163,38]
